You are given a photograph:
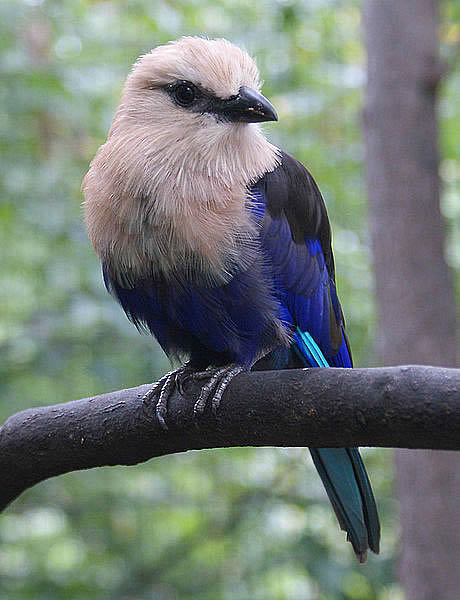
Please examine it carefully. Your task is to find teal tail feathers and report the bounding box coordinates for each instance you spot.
[309,447,380,562]
[294,327,380,561]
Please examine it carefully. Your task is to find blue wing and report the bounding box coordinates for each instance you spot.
[250,152,351,370]
[251,152,380,560]
[256,193,351,368]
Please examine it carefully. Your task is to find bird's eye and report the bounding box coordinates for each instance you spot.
[173,82,197,106]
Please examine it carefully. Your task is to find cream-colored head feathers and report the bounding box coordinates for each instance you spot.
[127,37,261,99]
[83,37,279,284]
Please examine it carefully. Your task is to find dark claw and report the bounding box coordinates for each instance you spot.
[156,404,168,430]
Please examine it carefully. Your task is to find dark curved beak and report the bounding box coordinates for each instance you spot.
[218,86,278,123]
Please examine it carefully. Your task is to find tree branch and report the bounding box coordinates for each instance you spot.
[1,365,458,512]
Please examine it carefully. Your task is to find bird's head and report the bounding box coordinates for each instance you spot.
[104,37,278,178]
[113,36,276,131]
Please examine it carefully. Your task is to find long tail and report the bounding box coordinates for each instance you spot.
[309,448,380,561]
[295,329,380,561]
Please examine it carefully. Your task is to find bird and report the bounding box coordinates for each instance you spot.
[82,36,380,562]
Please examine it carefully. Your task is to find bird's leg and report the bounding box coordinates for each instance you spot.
[193,364,244,420]
[142,361,192,430]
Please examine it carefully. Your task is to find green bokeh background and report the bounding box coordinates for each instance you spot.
[1,1,458,598]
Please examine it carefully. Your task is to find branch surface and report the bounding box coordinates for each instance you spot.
[1,365,459,512]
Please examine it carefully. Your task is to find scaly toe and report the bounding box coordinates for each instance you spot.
[142,364,191,430]
[142,371,170,404]
[155,373,178,430]
[175,361,193,396]
[193,364,244,421]
[211,366,244,415]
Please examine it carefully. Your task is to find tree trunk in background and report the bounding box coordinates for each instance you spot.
[363,2,458,599]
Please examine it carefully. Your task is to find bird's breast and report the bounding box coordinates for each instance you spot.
[83,122,279,286]
[86,181,259,287]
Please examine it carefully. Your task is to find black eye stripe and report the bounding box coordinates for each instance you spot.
[163,81,266,123]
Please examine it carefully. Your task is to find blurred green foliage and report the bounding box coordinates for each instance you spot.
[0,1,458,598]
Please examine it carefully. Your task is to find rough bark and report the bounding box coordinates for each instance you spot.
[1,365,459,514]
[363,2,458,599]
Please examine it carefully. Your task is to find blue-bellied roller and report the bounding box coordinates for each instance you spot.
[83,37,380,561]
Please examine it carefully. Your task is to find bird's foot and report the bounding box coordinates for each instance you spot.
[143,362,244,429]
[192,364,244,422]
[142,362,192,430]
